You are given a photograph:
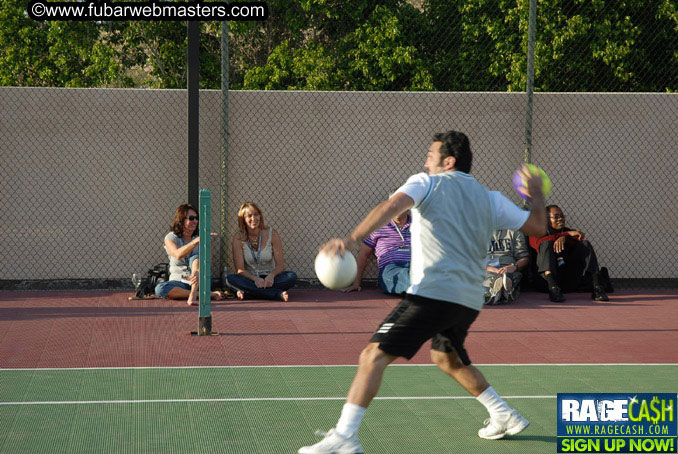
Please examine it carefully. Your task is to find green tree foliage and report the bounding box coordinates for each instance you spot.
[0,0,124,86]
[340,5,433,90]
[423,0,677,92]
[1,0,676,92]
[525,0,678,92]
[107,20,222,88]
[242,4,433,90]
[423,0,518,91]
[243,40,339,89]
[237,0,677,92]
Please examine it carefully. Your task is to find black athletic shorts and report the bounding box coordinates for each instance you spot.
[370,293,479,364]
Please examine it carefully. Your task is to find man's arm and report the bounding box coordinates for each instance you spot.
[515,257,529,271]
[349,193,415,245]
[320,193,415,256]
[342,246,374,292]
[513,230,530,269]
[517,165,547,237]
[499,231,529,273]
[565,229,585,241]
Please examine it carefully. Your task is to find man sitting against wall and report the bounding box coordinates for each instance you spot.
[484,228,529,305]
[342,207,411,295]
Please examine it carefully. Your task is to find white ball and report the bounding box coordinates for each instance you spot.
[314,251,357,290]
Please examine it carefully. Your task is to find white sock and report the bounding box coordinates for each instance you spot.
[335,403,366,438]
[476,386,512,417]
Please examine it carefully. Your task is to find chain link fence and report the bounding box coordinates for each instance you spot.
[1,0,677,288]
[222,91,531,283]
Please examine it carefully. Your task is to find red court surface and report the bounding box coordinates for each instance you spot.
[1,289,677,368]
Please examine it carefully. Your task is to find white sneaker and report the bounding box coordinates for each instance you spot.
[502,274,513,293]
[298,429,364,454]
[485,277,505,305]
[478,409,530,440]
[492,276,504,296]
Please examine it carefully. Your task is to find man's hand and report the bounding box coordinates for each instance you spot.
[189,271,199,286]
[498,264,517,274]
[342,283,362,293]
[319,237,358,258]
[520,164,544,200]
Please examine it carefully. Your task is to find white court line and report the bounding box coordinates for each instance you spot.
[0,395,556,406]
[1,363,676,371]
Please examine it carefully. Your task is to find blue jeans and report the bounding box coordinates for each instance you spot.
[155,280,190,298]
[378,262,410,295]
[225,271,297,301]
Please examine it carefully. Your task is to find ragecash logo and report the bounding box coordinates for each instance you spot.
[557,393,677,453]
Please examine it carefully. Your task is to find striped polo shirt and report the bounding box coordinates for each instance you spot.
[363,217,411,272]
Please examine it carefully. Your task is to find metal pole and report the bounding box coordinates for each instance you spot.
[220,20,229,279]
[524,0,537,165]
[187,20,200,207]
[198,189,212,335]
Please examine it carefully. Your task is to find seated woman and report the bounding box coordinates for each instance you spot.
[529,204,611,303]
[155,203,224,305]
[225,202,297,301]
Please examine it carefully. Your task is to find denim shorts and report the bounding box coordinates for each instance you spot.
[155,280,190,298]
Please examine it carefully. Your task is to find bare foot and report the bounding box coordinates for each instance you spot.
[281,291,289,302]
[236,290,245,300]
[211,290,225,301]
[187,296,198,306]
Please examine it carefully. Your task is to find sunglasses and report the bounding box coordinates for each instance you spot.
[187,216,199,221]
[549,214,565,220]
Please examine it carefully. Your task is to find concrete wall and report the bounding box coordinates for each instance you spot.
[1,87,676,282]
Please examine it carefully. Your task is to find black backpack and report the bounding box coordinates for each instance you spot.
[134,263,169,298]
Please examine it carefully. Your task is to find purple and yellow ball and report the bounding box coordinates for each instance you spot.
[513,164,552,200]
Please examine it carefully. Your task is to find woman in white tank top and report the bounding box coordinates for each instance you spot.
[225,202,297,301]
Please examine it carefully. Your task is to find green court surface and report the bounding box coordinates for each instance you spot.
[1,365,676,453]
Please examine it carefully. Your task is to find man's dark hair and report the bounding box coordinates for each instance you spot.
[433,130,472,173]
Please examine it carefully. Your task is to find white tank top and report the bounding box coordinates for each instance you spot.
[241,228,275,276]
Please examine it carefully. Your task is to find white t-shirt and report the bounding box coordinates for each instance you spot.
[397,172,529,231]
[395,171,529,311]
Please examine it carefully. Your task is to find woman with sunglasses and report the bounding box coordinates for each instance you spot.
[155,203,225,305]
[225,202,297,301]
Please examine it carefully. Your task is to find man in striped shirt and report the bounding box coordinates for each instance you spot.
[343,209,411,295]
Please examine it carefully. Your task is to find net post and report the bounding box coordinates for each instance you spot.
[198,188,212,335]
